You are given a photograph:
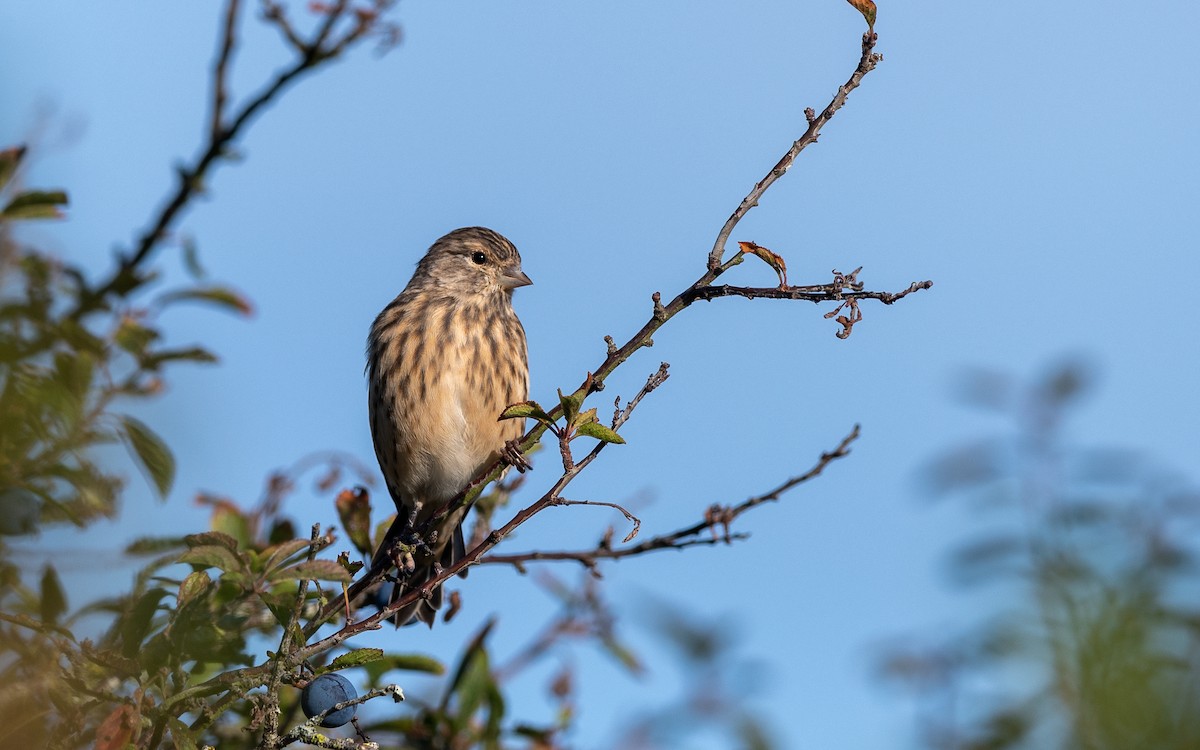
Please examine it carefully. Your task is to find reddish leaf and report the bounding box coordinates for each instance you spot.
[335,486,374,556]
[95,704,138,750]
[738,241,789,288]
[846,0,877,30]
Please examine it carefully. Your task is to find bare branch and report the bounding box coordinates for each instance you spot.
[685,278,933,306]
[551,498,641,544]
[483,425,861,569]
[66,1,398,324]
[211,0,241,141]
[708,33,883,270]
[613,363,671,430]
[259,0,306,51]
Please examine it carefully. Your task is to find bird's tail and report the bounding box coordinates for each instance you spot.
[375,519,466,628]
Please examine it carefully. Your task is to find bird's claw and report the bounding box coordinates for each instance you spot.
[502,438,532,473]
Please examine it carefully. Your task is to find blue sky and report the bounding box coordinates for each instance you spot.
[3,1,1198,747]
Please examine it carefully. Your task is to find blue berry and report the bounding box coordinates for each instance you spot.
[300,673,357,727]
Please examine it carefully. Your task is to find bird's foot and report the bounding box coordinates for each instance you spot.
[502,438,532,473]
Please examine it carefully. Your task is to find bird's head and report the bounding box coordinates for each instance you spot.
[416,226,532,298]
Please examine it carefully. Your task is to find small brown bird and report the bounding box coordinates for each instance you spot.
[366,227,531,626]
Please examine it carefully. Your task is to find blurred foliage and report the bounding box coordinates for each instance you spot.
[614,604,777,750]
[883,360,1200,750]
[0,143,234,536]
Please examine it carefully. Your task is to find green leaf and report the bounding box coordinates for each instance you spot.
[453,644,495,724]
[119,415,175,499]
[125,536,188,555]
[574,407,599,425]
[184,531,240,551]
[0,144,26,189]
[176,570,212,609]
[337,550,364,578]
[114,317,160,357]
[380,653,445,675]
[121,588,170,658]
[362,653,446,686]
[178,545,244,574]
[211,506,254,549]
[257,591,296,627]
[40,565,68,625]
[54,350,95,402]
[2,189,68,220]
[335,487,374,556]
[166,717,199,750]
[601,636,645,675]
[328,648,385,671]
[269,559,353,584]
[143,347,219,370]
[156,286,252,317]
[557,389,582,425]
[445,619,496,709]
[261,539,313,574]
[575,421,626,445]
[181,235,206,279]
[499,400,552,424]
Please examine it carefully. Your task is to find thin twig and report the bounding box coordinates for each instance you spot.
[613,363,671,430]
[260,0,306,51]
[211,0,241,141]
[66,1,382,324]
[708,34,882,270]
[551,498,641,543]
[483,425,860,570]
[310,0,351,55]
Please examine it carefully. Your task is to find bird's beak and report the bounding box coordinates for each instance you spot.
[500,265,533,289]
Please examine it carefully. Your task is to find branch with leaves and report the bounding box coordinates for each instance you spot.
[2,8,931,750]
[321,31,923,631]
[115,38,914,740]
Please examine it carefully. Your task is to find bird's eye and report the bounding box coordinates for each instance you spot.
[471,251,487,265]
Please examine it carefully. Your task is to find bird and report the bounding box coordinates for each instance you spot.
[366,227,531,626]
